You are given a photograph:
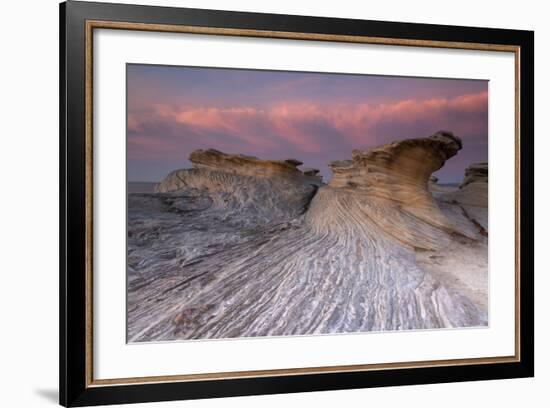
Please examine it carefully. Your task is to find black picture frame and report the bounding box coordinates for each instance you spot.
[60,1,534,406]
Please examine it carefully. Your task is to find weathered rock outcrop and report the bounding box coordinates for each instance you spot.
[322,131,477,248]
[188,149,309,179]
[154,149,322,224]
[329,131,462,191]
[460,162,488,188]
[156,149,322,192]
[441,161,488,207]
[438,161,488,233]
[302,167,321,179]
[127,132,488,342]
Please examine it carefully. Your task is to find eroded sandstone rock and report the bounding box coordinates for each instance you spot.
[437,161,488,232]
[460,162,488,188]
[329,130,461,190]
[323,131,476,247]
[187,149,307,178]
[154,149,322,225]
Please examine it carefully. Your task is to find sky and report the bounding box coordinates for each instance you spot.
[127,64,488,183]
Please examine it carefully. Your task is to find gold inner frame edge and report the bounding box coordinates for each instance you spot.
[84,19,521,388]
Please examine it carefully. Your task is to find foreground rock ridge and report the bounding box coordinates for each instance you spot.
[128,131,488,342]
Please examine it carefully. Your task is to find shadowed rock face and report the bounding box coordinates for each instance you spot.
[127,132,488,342]
[437,162,488,233]
[460,162,488,188]
[441,161,488,208]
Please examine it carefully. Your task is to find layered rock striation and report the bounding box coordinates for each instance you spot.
[127,132,488,342]
[321,131,477,249]
[154,149,322,225]
[329,131,462,190]
[156,148,323,191]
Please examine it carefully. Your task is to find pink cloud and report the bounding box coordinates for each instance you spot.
[128,91,487,159]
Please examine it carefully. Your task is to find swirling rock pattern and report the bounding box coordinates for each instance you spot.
[127,132,488,342]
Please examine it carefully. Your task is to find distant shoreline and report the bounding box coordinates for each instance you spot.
[128,181,158,193]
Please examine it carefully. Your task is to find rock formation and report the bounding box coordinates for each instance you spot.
[329,131,462,190]
[460,162,488,188]
[127,132,488,342]
[154,149,322,225]
[438,162,488,232]
[324,131,476,249]
[162,149,316,181]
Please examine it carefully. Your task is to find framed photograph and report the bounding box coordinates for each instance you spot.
[60,1,534,406]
